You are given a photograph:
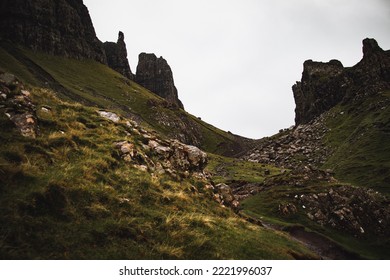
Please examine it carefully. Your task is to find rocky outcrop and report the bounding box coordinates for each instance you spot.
[113,124,207,177]
[293,59,347,125]
[103,32,134,80]
[0,72,38,138]
[293,38,390,125]
[298,186,390,237]
[135,53,184,109]
[0,0,106,63]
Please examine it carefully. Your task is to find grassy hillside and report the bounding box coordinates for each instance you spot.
[0,86,315,259]
[0,44,252,156]
[323,91,390,194]
[234,89,390,259]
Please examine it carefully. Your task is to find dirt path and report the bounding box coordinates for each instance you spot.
[240,213,362,259]
[283,225,363,259]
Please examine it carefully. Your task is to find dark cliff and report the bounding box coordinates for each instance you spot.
[135,53,184,109]
[293,38,390,125]
[0,0,106,63]
[103,31,134,80]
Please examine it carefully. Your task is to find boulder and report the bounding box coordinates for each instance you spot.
[98,110,120,123]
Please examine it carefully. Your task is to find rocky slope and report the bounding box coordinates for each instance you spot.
[233,39,390,259]
[0,73,317,259]
[135,53,184,109]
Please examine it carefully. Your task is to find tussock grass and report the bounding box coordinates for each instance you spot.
[0,87,314,259]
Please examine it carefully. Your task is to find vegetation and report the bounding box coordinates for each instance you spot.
[0,45,251,156]
[206,153,282,184]
[241,184,390,259]
[323,93,390,194]
[0,88,315,259]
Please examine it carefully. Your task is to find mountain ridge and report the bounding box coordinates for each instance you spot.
[0,0,389,260]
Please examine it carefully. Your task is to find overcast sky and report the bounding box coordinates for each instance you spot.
[84,0,390,139]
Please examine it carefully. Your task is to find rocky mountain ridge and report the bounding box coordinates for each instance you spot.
[246,39,390,170]
[0,0,183,109]
[293,38,390,125]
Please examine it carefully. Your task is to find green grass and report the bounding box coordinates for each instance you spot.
[0,45,251,156]
[0,47,39,85]
[323,94,390,194]
[206,153,282,184]
[240,183,390,259]
[0,87,315,259]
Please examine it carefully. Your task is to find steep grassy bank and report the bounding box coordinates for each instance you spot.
[323,91,390,194]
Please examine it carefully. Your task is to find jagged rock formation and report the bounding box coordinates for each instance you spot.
[103,31,134,80]
[246,38,390,167]
[0,0,187,110]
[293,38,390,125]
[0,0,106,63]
[293,59,346,125]
[135,53,184,109]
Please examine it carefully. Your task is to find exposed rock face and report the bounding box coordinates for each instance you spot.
[293,38,390,125]
[0,0,106,63]
[103,32,134,80]
[293,59,346,125]
[0,72,38,138]
[135,53,184,109]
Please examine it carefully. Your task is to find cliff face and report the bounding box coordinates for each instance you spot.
[292,59,346,125]
[103,31,134,80]
[135,53,184,109]
[0,0,106,63]
[0,0,186,108]
[293,38,390,125]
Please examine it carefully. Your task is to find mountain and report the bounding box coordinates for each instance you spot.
[0,0,294,260]
[239,38,390,259]
[0,0,252,157]
[0,73,316,259]
[0,0,389,260]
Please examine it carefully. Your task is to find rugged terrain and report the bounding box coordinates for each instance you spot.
[0,73,316,259]
[0,0,389,259]
[236,38,390,259]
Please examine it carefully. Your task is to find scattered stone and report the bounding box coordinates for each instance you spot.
[98,111,120,123]
[298,186,390,237]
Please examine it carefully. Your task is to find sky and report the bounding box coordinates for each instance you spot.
[83,0,390,139]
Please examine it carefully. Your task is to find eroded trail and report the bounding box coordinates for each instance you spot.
[262,220,363,260]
